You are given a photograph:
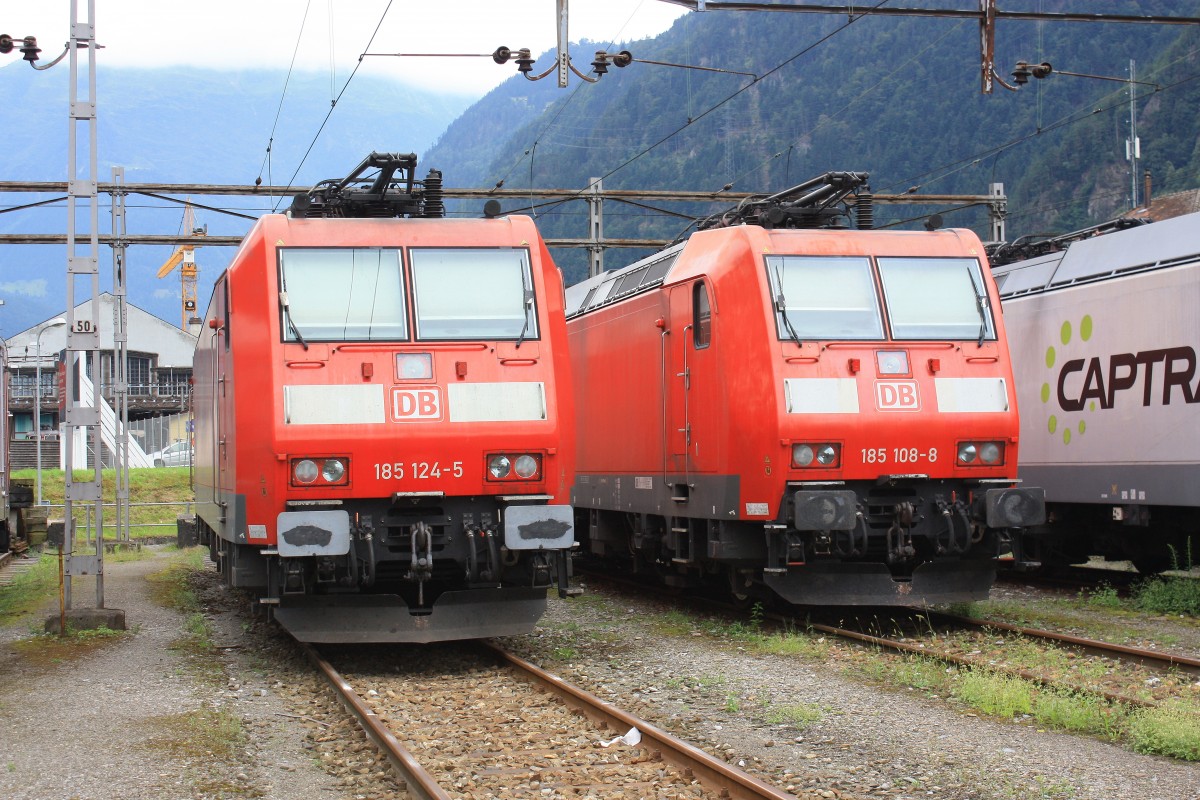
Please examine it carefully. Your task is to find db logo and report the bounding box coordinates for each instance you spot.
[875,381,921,411]
[392,387,442,421]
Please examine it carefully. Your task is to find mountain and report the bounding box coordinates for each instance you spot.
[0,65,473,337]
[4,3,1198,334]
[422,1,1200,285]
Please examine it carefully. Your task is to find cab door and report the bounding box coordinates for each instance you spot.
[666,280,720,475]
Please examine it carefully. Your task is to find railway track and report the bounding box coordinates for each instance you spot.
[803,610,1199,709]
[300,638,800,800]
[579,568,1200,709]
[995,562,1200,595]
[0,551,40,588]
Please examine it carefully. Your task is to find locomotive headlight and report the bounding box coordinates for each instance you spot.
[396,352,433,380]
[513,454,540,479]
[792,443,840,468]
[294,459,319,484]
[876,350,910,376]
[792,444,814,467]
[488,455,512,479]
[957,441,1005,466]
[979,442,1003,464]
[321,458,346,483]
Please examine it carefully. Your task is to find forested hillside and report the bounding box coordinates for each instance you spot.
[423,1,1200,284]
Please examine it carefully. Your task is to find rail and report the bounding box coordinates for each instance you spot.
[302,636,799,800]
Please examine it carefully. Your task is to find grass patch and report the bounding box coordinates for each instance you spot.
[12,467,195,540]
[889,655,952,693]
[1083,584,1123,610]
[0,554,60,619]
[952,670,1033,718]
[1032,688,1124,737]
[646,608,698,637]
[1127,699,1200,760]
[746,630,833,659]
[147,547,206,615]
[14,625,130,667]
[146,548,220,672]
[147,706,247,761]
[764,702,824,727]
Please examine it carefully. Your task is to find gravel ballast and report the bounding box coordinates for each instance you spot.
[2,552,1198,800]
[0,550,357,800]
[499,579,1200,800]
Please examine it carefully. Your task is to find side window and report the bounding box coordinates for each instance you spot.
[693,281,712,349]
[222,279,231,352]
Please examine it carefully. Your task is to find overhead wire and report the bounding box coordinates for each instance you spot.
[271,0,396,212]
[878,66,1200,198]
[709,16,968,193]
[255,0,315,197]
[565,0,894,195]
[880,37,1200,196]
[487,0,665,192]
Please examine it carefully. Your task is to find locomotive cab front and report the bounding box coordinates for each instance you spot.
[193,155,576,643]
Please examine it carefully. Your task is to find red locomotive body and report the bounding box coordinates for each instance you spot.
[193,155,575,642]
[566,179,1043,605]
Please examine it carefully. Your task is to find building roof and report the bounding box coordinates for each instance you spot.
[4,293,197,367]
[1125,188,1200,222]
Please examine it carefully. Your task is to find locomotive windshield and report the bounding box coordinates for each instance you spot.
[765,255,885,340]
[877,257,995,341]
[279,248,407,342]
[410,248,538,341]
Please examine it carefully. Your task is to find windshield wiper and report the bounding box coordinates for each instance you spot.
[514,258,534,349]
[773,265,803,347]
[279,291,309,351]
[514,290,534,349]
[965,267,989,348]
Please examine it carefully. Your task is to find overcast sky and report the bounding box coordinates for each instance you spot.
[4,1,689,95]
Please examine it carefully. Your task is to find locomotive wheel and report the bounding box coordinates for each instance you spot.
[727,569,759,608]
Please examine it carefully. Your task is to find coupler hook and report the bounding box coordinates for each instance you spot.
[410,521,434,606]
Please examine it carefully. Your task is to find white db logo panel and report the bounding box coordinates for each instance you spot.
[392,387,443,421]
[875,381,921,411]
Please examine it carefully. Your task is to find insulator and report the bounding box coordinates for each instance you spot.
[422,169,445,218]
[20,35,39,62]
[855,191,874,230]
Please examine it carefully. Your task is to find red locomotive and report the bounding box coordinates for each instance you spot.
[193,154,576,642]
[566,173,1044,606]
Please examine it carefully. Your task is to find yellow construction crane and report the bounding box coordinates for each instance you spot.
[156,203,206,329]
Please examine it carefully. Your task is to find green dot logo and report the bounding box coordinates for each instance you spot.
[1042,315,1094,446]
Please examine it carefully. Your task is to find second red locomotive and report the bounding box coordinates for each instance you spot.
[565,173,1044,606]
[193,154,576,642]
